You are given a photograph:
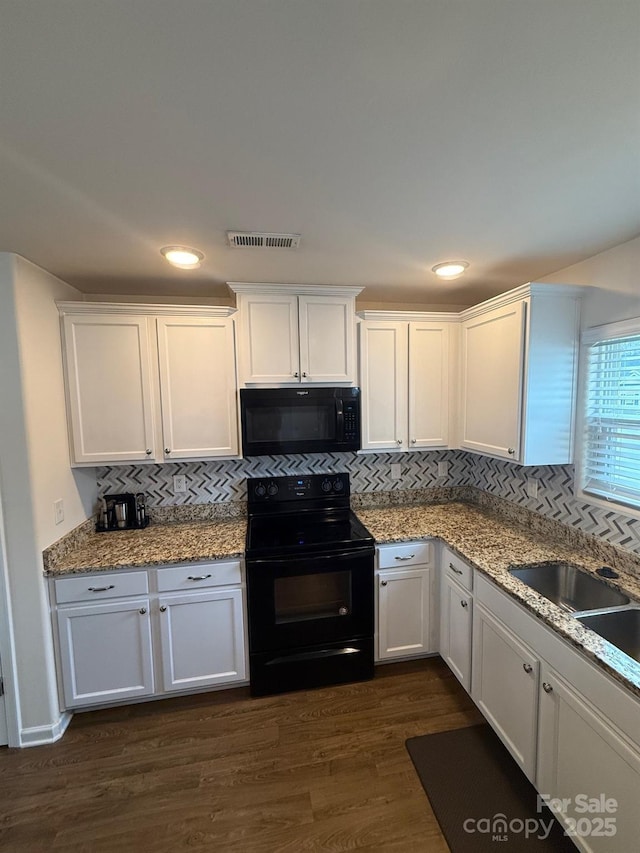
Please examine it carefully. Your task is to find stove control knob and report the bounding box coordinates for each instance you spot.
[333,478,344,492]
[267,482,279,496]
[254,483,267,498]
[321,478,332,493]
[338,606,349,616]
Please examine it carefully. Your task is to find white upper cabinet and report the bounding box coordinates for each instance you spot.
[156,316,239,459]
[59,304,239,466]
[359,312,456,451]
[62,313,156,464]
[229,283,360,386]
[459,284,581,465]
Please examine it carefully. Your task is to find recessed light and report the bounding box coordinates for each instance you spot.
[160,246,204,270]
[431,261,469,279]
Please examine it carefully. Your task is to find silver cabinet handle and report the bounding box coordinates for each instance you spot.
[88,585,115,592]
[165,448,171,454]
[411,438,417,444]
[396,439,402,445]
[395,555,415,561]
[187,574,212,581]
[159,605,167,612]
[449,563,463,575]
[145,448,152,455]
[461,600,469,608]
[380,580,388,587]
[293,372,299,378]
[523,663,533,674]
[302,372,307,377]
[508,447,515,455]
[543,682,553,693]
[139,608,147,615]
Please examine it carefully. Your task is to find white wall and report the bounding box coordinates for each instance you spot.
[0,253,96,744]
[540,233,640,327]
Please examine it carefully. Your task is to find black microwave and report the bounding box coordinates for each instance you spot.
[240,387,361,457]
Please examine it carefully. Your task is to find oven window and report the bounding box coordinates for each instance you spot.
[274,571,351,623]
[245,405,335,443]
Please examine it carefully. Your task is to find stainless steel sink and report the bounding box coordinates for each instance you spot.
[575,608,640,663]
[508,561,630,613]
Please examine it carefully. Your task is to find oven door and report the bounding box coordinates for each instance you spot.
[246,548,374,653]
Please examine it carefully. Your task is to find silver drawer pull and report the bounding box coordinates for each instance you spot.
[449,563,463,575]
[543,682,553,694]
[187,574,212,581]
[395,555,415,561]
[88,585,115,592]
[460,600,468,608]
[523,663,533,674]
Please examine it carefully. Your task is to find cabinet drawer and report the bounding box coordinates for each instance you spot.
[377,541,432,569]
[442,547,473,591]
[156,561,242,592]
[55,571,149,604]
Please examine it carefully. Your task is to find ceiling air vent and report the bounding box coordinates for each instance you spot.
[227,231,301,250]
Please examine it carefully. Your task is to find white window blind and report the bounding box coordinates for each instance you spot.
[583,328,640,509]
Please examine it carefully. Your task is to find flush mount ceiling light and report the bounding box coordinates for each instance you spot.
[160,246,204,270]
[431,260,469,280]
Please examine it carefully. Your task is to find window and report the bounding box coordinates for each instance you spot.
[581,318,640,510]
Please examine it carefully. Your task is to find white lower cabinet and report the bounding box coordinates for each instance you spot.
[439,547,474,691]
[158,588,245,691]
[537,664,640,853]
[53,560,246,710]
[57,597,155,708]
[471,601,539,781]
[469,572,640,852]
[376,542,435,661]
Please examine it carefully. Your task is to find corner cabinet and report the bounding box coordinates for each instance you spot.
[59,304,240,465]
[459,283,581,464]
[229,283,361,386]
[358,312,457,451]
[51,560,247,710]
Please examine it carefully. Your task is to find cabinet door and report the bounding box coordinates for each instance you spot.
[158,589,246,692]
[62,314,155,464]
[237,294,300,384]
[460,300,525,460]
[440,575,472,691]
[360,321,408,450]
[57,599,154,708]
[298,295,355,383]
[537,665,640,853]
[471,602,538,781]
[408,322,450,448]
[377,567,433,660]
[156,316,239,459]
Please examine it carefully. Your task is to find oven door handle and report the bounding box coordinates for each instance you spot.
[247,548,373,567]
[265,647,361,666]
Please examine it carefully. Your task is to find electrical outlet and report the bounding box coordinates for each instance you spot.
[54,499,64,525]
[173,475,187,494]
[526,477,539,499]
[390,463,402,480]
[437,461,449,478]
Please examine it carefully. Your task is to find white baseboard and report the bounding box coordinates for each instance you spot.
[20,711,72,747]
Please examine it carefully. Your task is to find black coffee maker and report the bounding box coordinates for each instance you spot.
[97,493,148,532]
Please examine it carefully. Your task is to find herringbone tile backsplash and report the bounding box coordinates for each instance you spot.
[97,450,640,555]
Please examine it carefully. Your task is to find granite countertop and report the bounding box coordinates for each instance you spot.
[45,518,247,574]
[357,502,640,697]
[45,501,640,698]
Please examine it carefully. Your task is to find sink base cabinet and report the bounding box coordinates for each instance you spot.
[52,562,247,710]
[471,602,539,782]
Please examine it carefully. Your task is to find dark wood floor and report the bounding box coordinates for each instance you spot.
[0,657,483,852]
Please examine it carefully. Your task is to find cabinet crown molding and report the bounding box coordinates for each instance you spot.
[56,301,236,318]
[460,282,583,321]
[357,310,460,322]
[228,282,363,298]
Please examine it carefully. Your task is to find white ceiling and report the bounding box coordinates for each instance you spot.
[1,1,639,306]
